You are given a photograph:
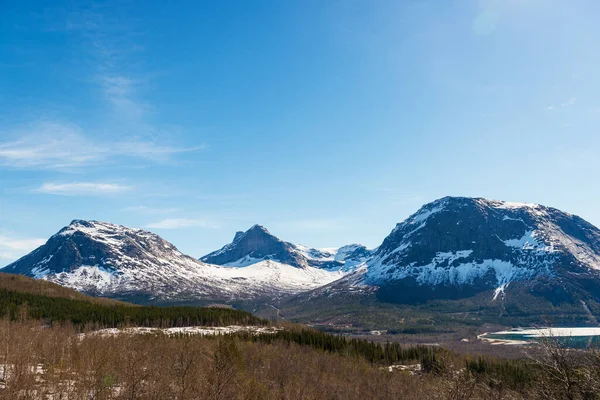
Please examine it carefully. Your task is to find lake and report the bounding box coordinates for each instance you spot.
[479,327,600,348]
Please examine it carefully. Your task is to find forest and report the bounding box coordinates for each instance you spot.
[1,273,600,399]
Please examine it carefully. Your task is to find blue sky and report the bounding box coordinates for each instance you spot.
[1,0,600,266]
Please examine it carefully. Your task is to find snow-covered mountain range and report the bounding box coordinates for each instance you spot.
[4,196,600,307]
[2,220,344,302]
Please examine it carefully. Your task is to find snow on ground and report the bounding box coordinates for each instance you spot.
[213,260,345,290]
[42,258,345,296]
[493,327,600,338]
[84,325,283,338]
[294,244,337,262]
[53,266,113,290]
[224,255,268,267]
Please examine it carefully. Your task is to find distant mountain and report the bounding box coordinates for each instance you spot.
[5,196,600,327]
[4,220,343,302]
[363,197,600,304]
[201,224,370,270]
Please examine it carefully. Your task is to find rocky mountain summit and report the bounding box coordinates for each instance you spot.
[201,224,370,270]
[364,197,600,303]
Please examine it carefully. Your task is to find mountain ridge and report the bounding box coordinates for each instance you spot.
[4,196,600,320]
[201,224,370,270]
[4,220,344,302]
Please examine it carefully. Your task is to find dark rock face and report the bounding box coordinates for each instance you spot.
[201,225,309,268]
[200,225,360,269]
[4,220,182,278]
[366,197,600,304]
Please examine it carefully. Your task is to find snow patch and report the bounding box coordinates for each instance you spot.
[85,325,283,338]
[503,230,553,252]
[49,266,114,290]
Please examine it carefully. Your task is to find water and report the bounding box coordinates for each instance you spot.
[479,327,600,348]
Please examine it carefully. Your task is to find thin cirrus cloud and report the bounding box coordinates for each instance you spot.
[100,75,147,121]
[546,97,576,111]
[35,182,131,196]
[0,121,204,170]
[0,235,46,262]
[0,10,204,172]
[145,218,219,229]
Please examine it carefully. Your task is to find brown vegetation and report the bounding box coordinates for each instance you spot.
[2,317,599,400]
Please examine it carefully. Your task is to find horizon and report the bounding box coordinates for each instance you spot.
[2,1,600,267]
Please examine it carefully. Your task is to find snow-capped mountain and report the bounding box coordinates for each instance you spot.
[201,224,370,270]
[5,196,600,312]
[364,197,600,303]
[3,220,344,301]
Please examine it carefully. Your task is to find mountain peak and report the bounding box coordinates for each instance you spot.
[247,224,271,234]
[368,195,600,303]
[249,223,267,230]
[201,224,305,267]
[201,225,365,269]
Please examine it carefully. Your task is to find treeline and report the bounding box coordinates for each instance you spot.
[233,328,437,365]
[0,273,128,305]
[0,289,267,328]
[466,356,534,389]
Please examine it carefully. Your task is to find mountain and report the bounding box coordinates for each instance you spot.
[5,196,600,327]
[201,224,370,270]
[3,220,343,302]
[361,196,600,304]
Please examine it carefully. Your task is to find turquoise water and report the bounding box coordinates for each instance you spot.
[482,328,600,348]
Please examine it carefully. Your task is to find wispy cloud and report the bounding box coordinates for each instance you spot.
[546,97,576,111]
[99,74,147,121]
[146,218,219,229]
[35,182,131,196]
[561,97,577,107]
[0,9,204,172]
[121,206,178,214]
[62,7,150,122]
[0,121,203,170]
[0,236,46,263]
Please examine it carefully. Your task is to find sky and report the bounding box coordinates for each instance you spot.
[1,0,600,266]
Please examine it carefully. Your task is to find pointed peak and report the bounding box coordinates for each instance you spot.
[247,224,271,234]
[69,219,95,227]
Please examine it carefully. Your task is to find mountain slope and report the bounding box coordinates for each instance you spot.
[363,197,600,304]
[201,224,370,270]
[4,220,344,302]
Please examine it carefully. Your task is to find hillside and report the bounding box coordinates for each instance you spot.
[0,272,266,328]
[0,272,130,306]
